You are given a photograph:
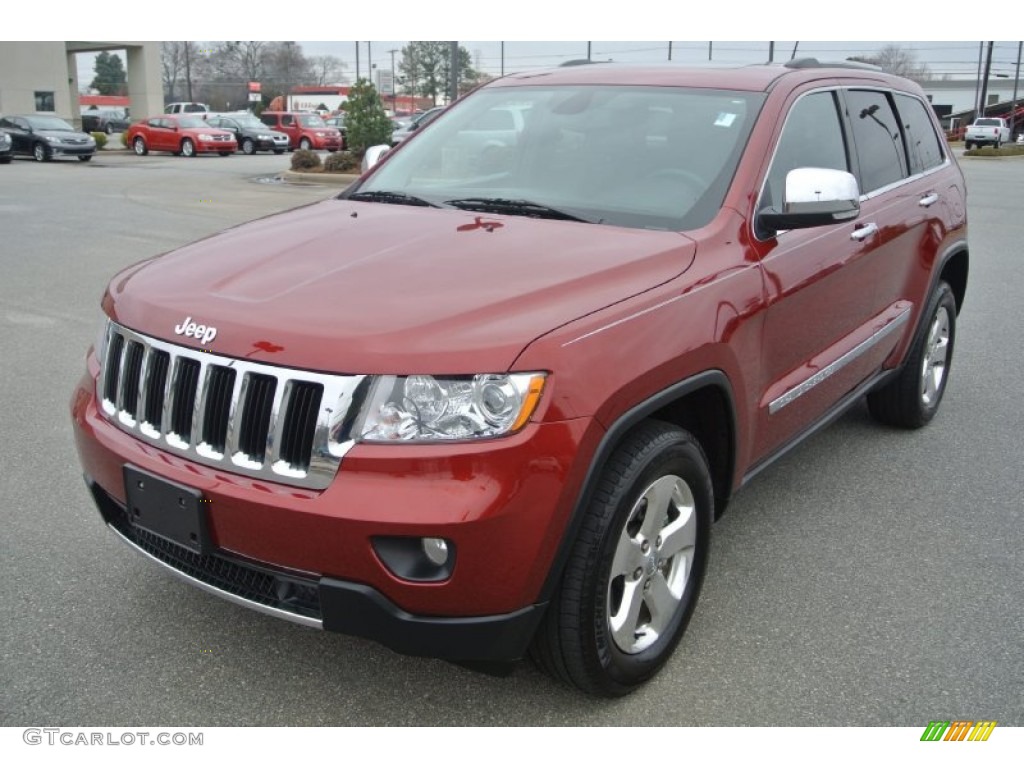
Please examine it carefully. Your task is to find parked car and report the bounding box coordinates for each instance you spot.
[125,115,237,157]
[0,130,11,163]
[258,111,342,151]
[81,109,131,134]
[72,61,968,697]
[390,106,445,145]
[964,117,1010,149]
[323,115,347,148]
[164,102,211,116]
[0,114,96,161]
[206,114,289,155]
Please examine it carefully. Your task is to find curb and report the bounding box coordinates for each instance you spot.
[282,170,361,186]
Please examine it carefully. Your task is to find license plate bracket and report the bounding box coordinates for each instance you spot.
[123,465,210,555]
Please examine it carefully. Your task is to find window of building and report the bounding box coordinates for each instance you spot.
[34,91,55,111]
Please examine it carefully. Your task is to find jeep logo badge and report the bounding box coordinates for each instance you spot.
[174,316,218,345]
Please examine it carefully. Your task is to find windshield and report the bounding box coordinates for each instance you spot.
[177,117,211,129]
[26,116,75,131]
[298,115,326,127]
[355,85,764,231]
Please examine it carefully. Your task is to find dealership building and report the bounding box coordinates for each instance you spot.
[0,42,162,126]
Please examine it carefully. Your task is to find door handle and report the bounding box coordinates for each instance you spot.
[850,223,879,241]
[919,193,939,207]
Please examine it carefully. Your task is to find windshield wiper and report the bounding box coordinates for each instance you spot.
[348,190,441,208]
[443,197,595,223]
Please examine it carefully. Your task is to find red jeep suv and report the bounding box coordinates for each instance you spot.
[258,111,343,151]
[71,60,968,696]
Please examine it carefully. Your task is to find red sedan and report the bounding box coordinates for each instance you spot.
[125,115,237,157]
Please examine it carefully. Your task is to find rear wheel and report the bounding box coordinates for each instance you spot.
[181,138,196,157]
[132,136,148,156]
[531,421,713,696]
[299,137,312,150]
[273,149,285,155]
[33,142,50,162]
[868,281,957,428]
[965,141,973,150]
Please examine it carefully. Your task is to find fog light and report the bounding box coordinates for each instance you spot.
[422,537,450,566]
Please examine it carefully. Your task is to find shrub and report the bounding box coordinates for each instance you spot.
[344,79,394,157]
[290,149,322,171]
[323,151,359,173]
[121,132,131,148]
[963,144,1024,157]
[91,132,108,150]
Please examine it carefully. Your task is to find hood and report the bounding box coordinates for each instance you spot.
[106,199,696,373]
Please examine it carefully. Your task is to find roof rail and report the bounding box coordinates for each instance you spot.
[784,57,883,72]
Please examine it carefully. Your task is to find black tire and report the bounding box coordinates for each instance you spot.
[133,136,148,156]
[531,420,713,696]
[181,138,196,158]
[105,124,114,135]
[33,142,50,162]
[867,281,957,429]
[994,139,1001,149]
[0,156,12,165]
[273,149,285,155]
[78,155,93,162]
[299,137,312,151]
[242,138,255,155]
[218,151,231,157]
[964,141,972,150]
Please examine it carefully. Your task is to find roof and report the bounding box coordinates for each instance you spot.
[489,62,909,93]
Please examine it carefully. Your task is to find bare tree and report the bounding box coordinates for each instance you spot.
[848,45,929,82]
[161,42,187,103]
[310,55,347,86]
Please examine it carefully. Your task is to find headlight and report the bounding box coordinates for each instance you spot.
[355,373,546,442]
[198,133,214,141]
[316,131,326,137]
[258,134,271,140]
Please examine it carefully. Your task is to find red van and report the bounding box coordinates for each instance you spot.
[258,111,342,150]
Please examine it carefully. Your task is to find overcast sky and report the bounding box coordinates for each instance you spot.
[71,41,1022,90]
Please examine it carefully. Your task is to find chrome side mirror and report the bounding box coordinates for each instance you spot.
[759,168,861,232]
[361,144,391,172]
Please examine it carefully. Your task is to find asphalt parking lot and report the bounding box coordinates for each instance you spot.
[1,150,1021,726]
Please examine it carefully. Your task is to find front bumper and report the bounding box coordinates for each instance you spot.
[88,477,546,661]
[71,359,596,660]
[196,139,238,153]
[49,143,95,157]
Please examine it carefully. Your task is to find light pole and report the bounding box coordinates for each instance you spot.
[388,48,398,111]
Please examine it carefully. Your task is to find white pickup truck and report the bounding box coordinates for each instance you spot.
[964,117,1010,149]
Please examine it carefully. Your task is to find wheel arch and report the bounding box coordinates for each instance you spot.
[939,244,968,315]
[537,370,737,604]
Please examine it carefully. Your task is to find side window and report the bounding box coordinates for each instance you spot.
[845,90,907,193]
[259,115,274,127]
[281,115,294,127]
[893,93,944,174]
[763,91,848,211]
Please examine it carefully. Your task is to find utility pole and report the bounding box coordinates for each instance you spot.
[1011,41,1022,138]
[587,42,592,61]
[768,41,775,63]
[501,41,504,76]
[184,42,193,101]
[355,41,360,82]
[388,48,398,110]
[791,42,799,60]
[973,41,984,117]
[668,42,673,61]
[368,41,372,86]
[708,42,713,61]
[449,41,459,104]
[978,41,995,118]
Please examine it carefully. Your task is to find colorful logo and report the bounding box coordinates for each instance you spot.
[920,721,997,742]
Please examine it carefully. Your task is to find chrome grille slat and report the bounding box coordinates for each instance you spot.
[96,321,366,490]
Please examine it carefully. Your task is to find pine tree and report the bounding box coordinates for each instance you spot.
[344,79,394,157]
[91,52,127,96]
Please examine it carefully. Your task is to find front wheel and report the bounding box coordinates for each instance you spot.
[33,142,50,162]
[241,138,255,155]
[132,136,148,156]
[531,421,713,696]
[181,138,196,157]
[868,281,957,428]
[299,137,312,151]
[218,151,231,156]
[965,141,973,150]
[78,155,93,162]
